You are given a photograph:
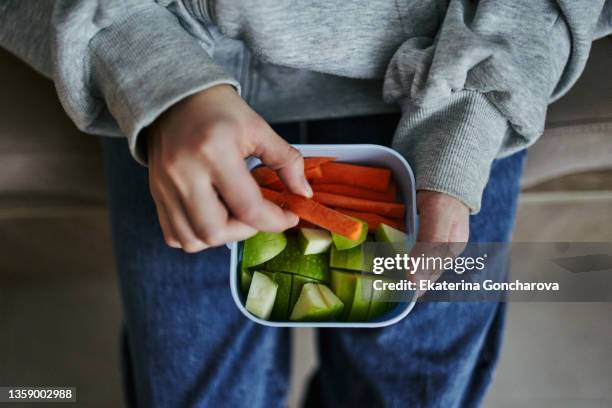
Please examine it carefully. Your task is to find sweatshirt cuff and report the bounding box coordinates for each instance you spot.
[393,91,508,213]
[89,6,240,164]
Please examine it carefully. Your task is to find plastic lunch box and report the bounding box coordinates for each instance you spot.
[229,144,418,328]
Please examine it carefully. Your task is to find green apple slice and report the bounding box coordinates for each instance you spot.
[330,269,357,320]
[316,284,344,318]
[290,275,319,311]
[245,271,278,320]
[348,272,373,321]
[365,275,393,320]
[299,228,332,255]
[289,283,343,321]
[375,223,408,244]
[330,244,365,271]
[265,237,329,281]
[332,219,368,250]
[270,272,293,321]
[240,268,253,296]
[242,232,287,269]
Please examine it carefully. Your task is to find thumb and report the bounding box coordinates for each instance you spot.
[256,128,313,198]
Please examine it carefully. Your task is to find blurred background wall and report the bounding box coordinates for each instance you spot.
[1,38,611,407]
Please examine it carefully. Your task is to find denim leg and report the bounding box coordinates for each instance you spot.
[303,117,527,407]
[101,137,292,408]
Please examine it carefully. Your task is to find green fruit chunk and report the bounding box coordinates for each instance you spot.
[375,223,408,244]
[242,232,287,269]
[240,268,253,296]
[349,273,373,321]
[317,284,344,318]
[332,219,368,250]
[330,269,374,322]
[290,275,319,311]
[270,272,293,321]
[330,269,357,320]
[365,275,393,320]
[245,271,278,320]
[330,244,365,271]
[265,237,329,281]
[289,283,343,321]
[299,228,332,255]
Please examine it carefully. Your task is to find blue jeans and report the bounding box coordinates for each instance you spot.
[101,114,526,408]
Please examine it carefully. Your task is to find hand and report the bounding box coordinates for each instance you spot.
[412,190,470,296]
[416,190,470,243]
[147,85,312,252]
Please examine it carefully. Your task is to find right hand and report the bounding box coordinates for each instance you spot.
[147,85,312,253]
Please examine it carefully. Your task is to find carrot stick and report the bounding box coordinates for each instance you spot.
[313,192,405,218]
[313,182,397,202]
[261,187,281,202]
[251,166,278,185]
[265,166,323,191]
[314,162,391,192]
[272,192,364,240]
[333,209,405,232]
[251,157,331,187]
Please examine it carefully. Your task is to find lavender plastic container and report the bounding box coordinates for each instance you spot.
[229,144,417,328]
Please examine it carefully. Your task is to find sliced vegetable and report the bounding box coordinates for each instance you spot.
[332,219,368,250]
[313,182,397,202]
[245,271,278,320]
[266,166,324,191]
[334,208,405,232]
[299,228,333,255]
[240,268,253,295]
[315,162,391,192]
[272,192,365,240]
[252,157,334,187]
[313,192,405,218]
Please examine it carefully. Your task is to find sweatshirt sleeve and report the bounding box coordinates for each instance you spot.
[384,0,609,213]
[0,0,240,164]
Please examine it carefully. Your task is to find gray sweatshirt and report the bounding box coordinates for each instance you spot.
[1,1,610,212]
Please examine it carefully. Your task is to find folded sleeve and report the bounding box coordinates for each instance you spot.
[384,0,609,212]
[0,0,239,164]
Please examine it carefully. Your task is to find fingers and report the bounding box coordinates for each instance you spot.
[211,147,299,231]
[181,180,259,245]
[254,127,313,198]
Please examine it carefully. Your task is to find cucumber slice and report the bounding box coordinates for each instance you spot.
[265,237,329,281]
[242,232,287,269]
[245,271,278,320]
[332,219,368,250]
[299,228,332,255]
[290,275,319,312]
[330,269,357,320]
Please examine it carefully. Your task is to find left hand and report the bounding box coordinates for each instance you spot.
[416,190,470,243]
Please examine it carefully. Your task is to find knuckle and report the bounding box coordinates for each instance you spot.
[195,227,223,247]
[235,204,261,224]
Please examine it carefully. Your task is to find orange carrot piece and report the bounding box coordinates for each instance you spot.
[251,166,278,185]
[251,157,331,187]
[314,162,391,192]
[313,182,397,202]
[274,192,364,240]
[313,192,405,218]
[261,187,281,202]
[265,166,324,191]
[334,209,405,232]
